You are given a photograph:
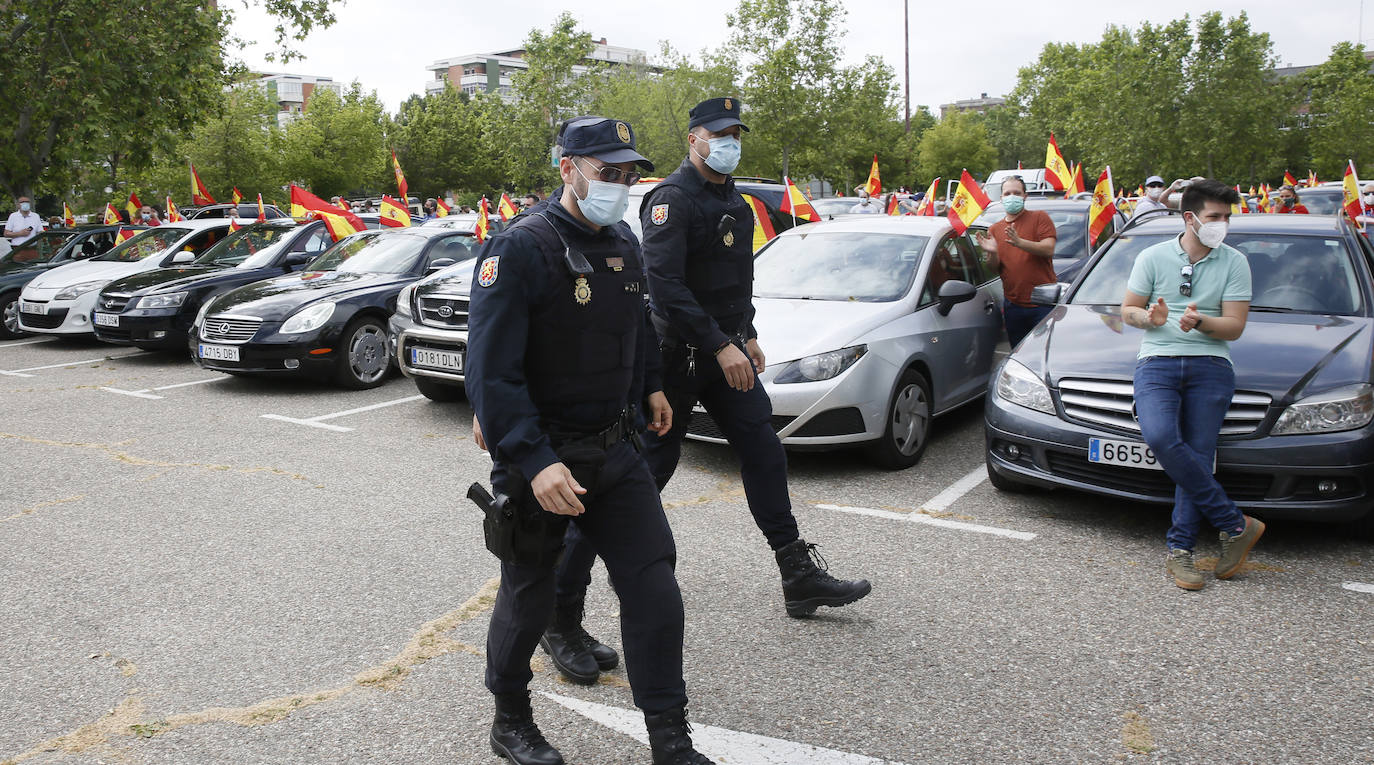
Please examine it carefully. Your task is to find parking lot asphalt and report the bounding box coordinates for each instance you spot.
[1,336,1371,764]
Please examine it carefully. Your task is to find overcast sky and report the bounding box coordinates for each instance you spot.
[230,0,1371,114]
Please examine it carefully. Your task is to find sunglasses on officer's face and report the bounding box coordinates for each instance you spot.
[577,158,640,187]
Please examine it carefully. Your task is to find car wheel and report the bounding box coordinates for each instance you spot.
[986,453,1038,493]
[865,367,932,470]
[414,375,465,402]
[0,291,28,339]
[334,316,392,389]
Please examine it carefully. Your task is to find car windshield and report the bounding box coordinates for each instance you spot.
[307,231,425,274]
[1072,232,1365,315]
[0,231,75,264]
[196,225,294,268]
[94,228,189,263]
[754,231,929,302]
[978,205,1096,258]
[1293,189,1342,215]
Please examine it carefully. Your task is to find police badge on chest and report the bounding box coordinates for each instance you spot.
[573,276,591,305]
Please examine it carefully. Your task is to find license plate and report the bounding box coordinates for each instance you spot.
[19,300,46,315]
[411,346,463,372]
[93,312,119,327]
[199,344,239,362]
[1088,438,1161,471]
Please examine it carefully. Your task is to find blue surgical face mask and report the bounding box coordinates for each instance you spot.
[1001,194,1025,215]
[19,202,30,213]
[695,134,741,174]
[573,162,630,226]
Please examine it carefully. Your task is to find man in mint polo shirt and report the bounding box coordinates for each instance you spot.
[1120,179,1265,591]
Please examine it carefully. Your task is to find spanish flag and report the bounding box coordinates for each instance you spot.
[1067,163,1085,196]
[885,194,901,215]
[1283,170,1298,188]
[1308,170,1319,187]
[103,203,121,225]
[862,155,881,197]
[1258,184,1271,212]
[191,163,215,205]
[380,195,412,228]
[946,169,992,235]
[289,184,366,241]
[915,178,940,216]
[1088,167,1116,244]
[114,227,136,245]
[336,197,351,211]
[126,192,143,220]
[229,218,243,233]
[392,150,408,200]
[256,193,267,222]
[1232,186,1249,215]
[740,192,777,252]
[1343,160,1362,224]
[435,198,450,218]
[1044,133,1072,191]
[165,197,184,222]
[497,192,519,222]
[231,187,243,205]
[474,197,491,243]
[62,202,75,227]
[779,176,820,223]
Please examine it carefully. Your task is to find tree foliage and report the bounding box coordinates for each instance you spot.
[1304,42,1374,176]
[915,112,998,183]
[280,85,388,199]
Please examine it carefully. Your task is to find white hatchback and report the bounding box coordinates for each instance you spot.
[19,220,233,335]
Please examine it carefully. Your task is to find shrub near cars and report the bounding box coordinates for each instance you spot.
[191,226,476,388]
[986,213,1374,527]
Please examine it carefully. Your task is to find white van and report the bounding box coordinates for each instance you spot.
[981,168,1053,199]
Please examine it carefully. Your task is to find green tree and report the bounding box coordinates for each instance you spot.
[1304,42,1374,176]
[803,55,903,194]
[280,84,388,198]
[915,112,997,182]
[392,85,502,198]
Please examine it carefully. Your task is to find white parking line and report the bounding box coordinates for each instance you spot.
[813,465,1035,541]
[152,377,223,391]
[0,351,147,377]
[1342,581,1374,594]
[921,466,989,513]
[99,377,222,400]
[0,337,54,348]
[260,394,426,433]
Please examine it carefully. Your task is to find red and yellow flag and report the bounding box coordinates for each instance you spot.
[231,187,243,205]
[1089,168,1116,244]
[103,203,121,225]
[126,192,143,220]
[915,178,940,216]
[1283,170,1298,187]
[1308,170,1319,187]
[256,193,267,222]
[497,192,519,222]
[165,197,183,222]
[739,193,777,252]
[114,227,136,245]
[190,163,215,205]
[1343,160,1362,223]
[779,176,820,223]
[474,197,491,243]
[1258,185,1271,212]
[336,197,351,211]
[228,218,243,233]
[380,195,412,228]
[1232,185,1249,215]
[290,184,366,241]
[435,198,450,218]
[1044,133,1072,191]
[862,154,881,197]
[1067,163,1085,196]
[885,194,902,215]
[947,170,992,234]
[62,202,75,227]
[392,150,408,200]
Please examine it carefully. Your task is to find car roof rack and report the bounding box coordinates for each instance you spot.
[1118,207,1182,233]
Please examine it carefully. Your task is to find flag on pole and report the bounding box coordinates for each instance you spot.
[1134,185,1144,198]
[62,202,75,227]
[435,198,450,217]
[915,178,941,216]
[1044,133,1072,191]
[885,194,901,215]
[256,193,267,222]
[392,150,408,200]
[336,197,351,211]
[231,187,243,205]
[1067,163,1085,196]
[947,169,992,234]
[1232,185,1249,215]
[103,203,121,224]
[114,227,136,245]
[1283,170,1298,187]
[165,197,183,222]
[1258,185,1271,212]
[228,218,243,233]
[380,195,412,228]
[1343,160,1362,223]
[190,163,215,205]
[1089,167,1116,244]
[1308,170,1319,187]
[474,198,491,243]
[739,193,777,251]
[863,155,882,197]
[125,192,143,220]
[289,184,366,241]
[497,192,519,222]
[779,177,820,223]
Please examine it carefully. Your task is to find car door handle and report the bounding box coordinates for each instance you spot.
[983,299,996,313]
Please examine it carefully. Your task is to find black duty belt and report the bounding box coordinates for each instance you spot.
[546,411,635,450]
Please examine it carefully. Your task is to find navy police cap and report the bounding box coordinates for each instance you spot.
[689,97,749,133]
[557,116,654,171]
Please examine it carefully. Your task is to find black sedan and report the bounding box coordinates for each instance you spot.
[0,225,142,338]
[93,218,383,351]
[190,227,476,388]
[985,213,1374,530]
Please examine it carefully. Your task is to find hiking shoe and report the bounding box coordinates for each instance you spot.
[1166,549,1204,591]
[1216,515,1265,579]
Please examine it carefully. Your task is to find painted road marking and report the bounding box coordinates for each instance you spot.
[544,692,912,765]
[1342,581,1374,594]
[0,350,147,377]
[0,337,54,348]
[260,394,425,433]
[814,465,1035,540]
[99,377,222,400]
[921,466,989,513]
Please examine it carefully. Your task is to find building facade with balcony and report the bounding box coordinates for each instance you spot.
[425,38,648,100]
[255,73,344,127]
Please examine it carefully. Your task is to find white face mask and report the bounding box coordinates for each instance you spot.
[1145,187,1164,200]
[1188,214,1228,249]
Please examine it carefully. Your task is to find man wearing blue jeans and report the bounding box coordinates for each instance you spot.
[1120,179,1265,591]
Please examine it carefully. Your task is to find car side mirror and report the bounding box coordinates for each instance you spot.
[936,279,977,316]
[427,257,456,272]
[284,251,312,268]
[1029,283,1065,306]
[171,251,196,265]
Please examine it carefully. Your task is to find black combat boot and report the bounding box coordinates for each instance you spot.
[540,599,618,683]
[490,691,564,765]
[774,538,872,617]
[645,706,715,765]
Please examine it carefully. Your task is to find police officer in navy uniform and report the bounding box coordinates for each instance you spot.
[467,116,714,765]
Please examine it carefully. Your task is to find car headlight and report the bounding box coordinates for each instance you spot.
[773,345,866,384]
[395,284,414,319]
[995,358,1054,414]
[280,301,336,334]
[1271,384,1374,435]
[55,280,108,300]
[135,292,187,309]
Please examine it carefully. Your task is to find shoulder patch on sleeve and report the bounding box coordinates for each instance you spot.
[477,255,499,287]
[651,204,669,226]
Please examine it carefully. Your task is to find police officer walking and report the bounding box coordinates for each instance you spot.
[467,116,714,765]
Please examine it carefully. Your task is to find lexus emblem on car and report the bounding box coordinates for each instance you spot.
[215,322,231,335]
[436,305,453,318]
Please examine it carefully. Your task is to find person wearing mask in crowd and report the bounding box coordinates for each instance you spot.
[1355,182,1374,230]
[975,176,1058,346]
[1131,176,1170,218]
[1119,179,1263,591]
[138,205,162,227]
[5,196,45,246]
[423,198,439,220]
[848,188,880,214]
[1275,184,1309,214]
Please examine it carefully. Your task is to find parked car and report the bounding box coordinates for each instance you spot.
[389,258,477,401]
[972,198,1127,279]
[420,212,505,236]
[624,178,797,242]
[982,168,1056,199]
[190,227,475,388]
[811,197,866,217]
[684,215,1005,468]
[183,203,288,220]
[985,213,1374,528]
[0,226,142,338]
[18,221,231,336]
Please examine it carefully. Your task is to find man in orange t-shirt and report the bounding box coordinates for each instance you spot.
[975,176,1058,345]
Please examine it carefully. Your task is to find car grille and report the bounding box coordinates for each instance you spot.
[95,325,132,342]
[1044,452,1273,501]
[1057,378,1270,436]
[687,409,796,440]
[418,295,468,329]
[98,293,133,313]
[21,308,68,329]
[200,315,262,343]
